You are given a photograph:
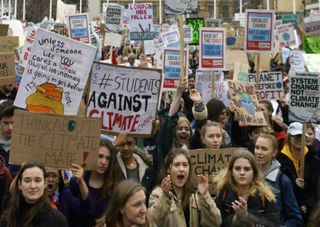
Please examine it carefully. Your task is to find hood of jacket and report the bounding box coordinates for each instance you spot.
[264,159,281,182]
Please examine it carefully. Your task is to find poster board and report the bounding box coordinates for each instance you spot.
[289,72,320,123]
[303,54,320,72]
[277,0,303,13]
[102,3,124,33]
[10,110,101,169]
[276,23,297,48]
[104,33,122,47]
[227,80,267,126]
[56,0,76,22]
[0,36,19,52]
[282,14,299,25]
[68,13,91,44]
[289,51,306,72]
[245,9,275,53]
[189,147,248,175]
[161,30,180,48]
[225,50,248,71]
[19,28,37,67]
[0,24,9,36]
[87,63,162,135]
[303,20,320,37]
[0,52,16,85]
[14,28,96,115]
[128,3,154,40]
[199,28,226,70]
[162,48,188,91]
[186,18,204,45]
[195,70,213,104]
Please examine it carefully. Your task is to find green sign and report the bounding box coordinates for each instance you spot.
[282,14,299,25]
[303,36,320,53]
[186,18,204,45]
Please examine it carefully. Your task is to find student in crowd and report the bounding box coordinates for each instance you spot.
[200,121,224,149]
[255,133,302,226]
[72,139,117,226]
[46,165,95,227]
[278,122,317,223]
[214,149,280,226]
[148,148,222,227]
[96,180,156,227]
[306,123,320,153]
[0,85,17,101]
[0,161,68,227]
[112,133,156,199]
[0,155,12,218]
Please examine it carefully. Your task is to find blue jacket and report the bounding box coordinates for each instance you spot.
[264,160,302,227]
[58,177,95,227]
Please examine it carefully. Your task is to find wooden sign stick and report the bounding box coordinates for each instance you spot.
[179,15,185,81]
[299,123,307,178]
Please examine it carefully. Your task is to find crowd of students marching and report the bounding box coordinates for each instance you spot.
[0,47,320,227]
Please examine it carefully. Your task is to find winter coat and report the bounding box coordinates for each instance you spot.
[148,186,221,227]
[264,160,302,227]
[215,187,280,227]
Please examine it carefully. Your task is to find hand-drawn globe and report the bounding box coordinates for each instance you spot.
[282,32,290,41]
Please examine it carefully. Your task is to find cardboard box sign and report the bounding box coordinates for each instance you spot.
[10,110,101,169]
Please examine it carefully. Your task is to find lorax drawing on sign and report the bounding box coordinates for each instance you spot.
[25,82,64,114]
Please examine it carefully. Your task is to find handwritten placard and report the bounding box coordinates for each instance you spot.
[103,3,124,33]
[10,110,101,169]
[0,36,19,52]
[276,23,297,47]
[87,63,161,135]
[227,80,267,126]
[14,28,97,115]
[289,72,320,123]
[289,51,306,72]
[104,32,122,47]
[19,27,37,67]
[0,52,16,85]
[56,0,76,22]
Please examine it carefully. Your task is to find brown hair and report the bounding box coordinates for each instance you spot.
[200,121,224,147]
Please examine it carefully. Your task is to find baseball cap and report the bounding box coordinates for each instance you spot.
[287,122,303,136]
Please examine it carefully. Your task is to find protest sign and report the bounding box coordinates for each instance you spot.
[102,3,124,33]
[15,63,24,86]
[206,18,222,28]
[303,36,320,53]
[233,62,249,81]
[289,72,320,123]
[246,72,284,100]
[186,18,204,45]
[161,30,180,48]
[282,13,299,25]
[0,53,16,85]
[199,28,226,70]
[289,51,306,72]
[303,20,320,37]
[214,81,230,107]
[235,13,246,27]
[303,54,320,72]
[163,48,188,91]
[14,28,96,115]
[276,23,297,47]
[226,50,248,71]
[0,24,8,36]
[195,70,213,104]
[0,36,19,52]
[10,110,101,169]
[189,147,248,175]
[277,0,304,13]
[128,3,154,40]
[19,28,37,67]
[164,0,197,15]
[184,26,193,43]
[245,9,275,53]
[227,80,267,126]
[68,13,90,44]
[87,63,161,135]
[104,33,122,47]
[144,40,155,55]
[56,0,76,22]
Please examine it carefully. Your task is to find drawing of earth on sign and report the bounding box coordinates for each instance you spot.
[165,0,187,14]
[240,92,256,115]
[26,83,64,114]
[282,32,290,41]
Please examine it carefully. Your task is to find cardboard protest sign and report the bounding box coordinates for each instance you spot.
[184,26,193,43]
[163,48,188,91]
[245,72,284,100]
[303,54,320,72]
[189,147,248,175]
[0,53,16,85]
[0,36,19,52]
[56,0,76,22]
[186,18,204,45]
[245,9,275,53]
[233,62,249,81]
[226,50,248,71]
[161,30,180,48]
[277,0,304,13]
[0,24,9,36]
[227,80,267,126]
[195,70,213,104]
[276,23,297,47]
[303,20,320,37]
[10,110,101,169]
[128,3,154,40]
[102,3,124,33]
[14,28,96,115]
[19,28,37,67]
[68,13,90,44]
[104,33,122,47]
[199,28,226,70]
[282,14,299,25]
[289,51,306,72]
[289,72,320,123]
[87,63,161,135]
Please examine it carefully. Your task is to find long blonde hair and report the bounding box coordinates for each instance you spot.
[213,149,275,202]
